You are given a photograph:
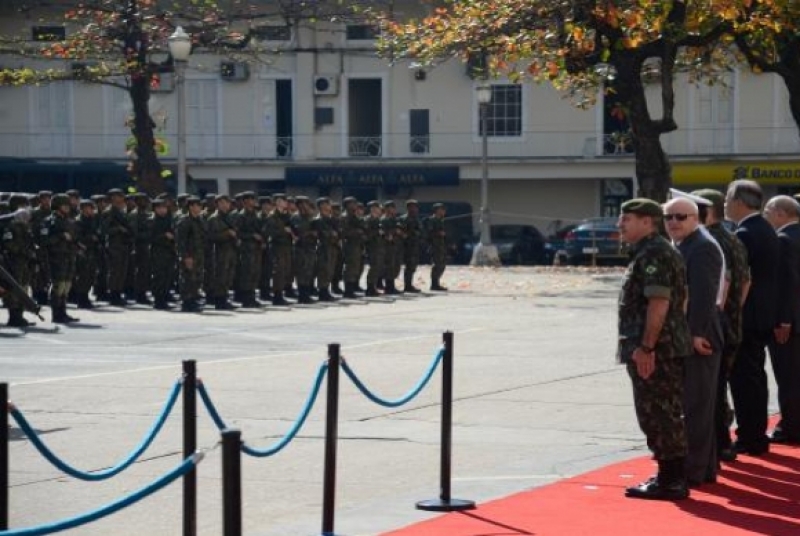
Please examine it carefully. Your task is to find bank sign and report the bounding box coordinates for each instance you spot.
[673,161,800,186]
[285,166,460,188]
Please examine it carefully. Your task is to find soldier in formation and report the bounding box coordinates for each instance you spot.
[1,189,451,322]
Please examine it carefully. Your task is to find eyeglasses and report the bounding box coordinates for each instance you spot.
[664,213,691,222]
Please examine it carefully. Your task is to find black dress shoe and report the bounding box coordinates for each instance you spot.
[769,429,800,444]
[732,440,770,456]
[625,477,689,501]
[718,448,738,463]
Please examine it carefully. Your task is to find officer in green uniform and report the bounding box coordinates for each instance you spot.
[399,199,423,293]
[265,194,293,306]
[150,198,177,310]
[91,194,110,302]
[46,194,80,324]
[292,196,318,304]
[234,191,264,308]
[330,202,344,295]
[74,199,101,310]
[692,188,751,463]
[132,193,153,305]
[364,201,385,297]
[426,203,449,291]
[258,196,274,301]
[617,198,692,501]
[340,196,365,298]
[176,197,206,312]
[2,194,36,327]
[207,194,239,310]
[102,189,134,307]
[30,191,52,306]
[380,200,400,295]
[313,197,339,302]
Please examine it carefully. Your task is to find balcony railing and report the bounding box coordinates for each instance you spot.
[0,127,797,161]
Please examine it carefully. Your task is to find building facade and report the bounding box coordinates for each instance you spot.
[1,0,799,234]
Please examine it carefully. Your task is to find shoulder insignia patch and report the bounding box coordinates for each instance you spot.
[645,265,657,275]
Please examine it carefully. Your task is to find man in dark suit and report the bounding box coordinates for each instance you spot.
[665,196,724,486]
[763,195,800,444]
[725,180,779,455]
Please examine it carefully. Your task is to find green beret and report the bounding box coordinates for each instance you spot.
[691,189,725,216]
[620,198,662,218]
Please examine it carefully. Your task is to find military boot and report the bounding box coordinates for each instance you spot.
[77,293,95,310]
[404,276,421,293]
[108,292,128,307]
[318,287,337,302]
[240,292,262,309]
[384,280,400,295]
[331,281,344,295]
[365,285,380,297]
[272,292,290,306]
[430,279,449,292]
[297,286,315,304]
[6,309,34,328]
[135,293,153,305]
[33,290,49,306]
[625,458,689,501]
[284,286,298,299]
[342,282,358,299]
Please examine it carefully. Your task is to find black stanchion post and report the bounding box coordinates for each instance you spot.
[1,383,8,530]
[321,343,341,536]
[221,428,242,536]
[182,360,197,536]
[416,332,475,512]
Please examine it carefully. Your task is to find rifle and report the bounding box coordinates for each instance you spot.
[0,262,44,321]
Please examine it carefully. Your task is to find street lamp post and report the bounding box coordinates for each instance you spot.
[168,26,192,195]
[470,84,500,266]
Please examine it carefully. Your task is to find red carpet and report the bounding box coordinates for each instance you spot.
[385,435,800,535]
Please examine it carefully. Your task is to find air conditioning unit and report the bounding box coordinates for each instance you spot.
[313,75,338,96]
[220,61,250,82]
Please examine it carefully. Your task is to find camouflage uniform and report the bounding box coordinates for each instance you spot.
[132,196,153,304]
[292,201,318,304]
[102,193,135,306]
[313,202,339,301]
[379,202,399,294]
[426,208,448,290]
[74,201,101,309]
[619,232,692,462]
[46,196,80,323]
[207,200,239,309]
[340,199,365,298]
[363,204,385,296]
[706,220,750,454]
[265,205,293,305]
[399,201,423,292]
[234,196,264,307]
[2,196,36,326]
[176,200,206,312]
[150,202,177,310]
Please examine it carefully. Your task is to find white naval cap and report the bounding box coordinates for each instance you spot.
[668,187,713,206]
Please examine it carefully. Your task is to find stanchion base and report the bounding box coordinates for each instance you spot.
[416,498,476,512]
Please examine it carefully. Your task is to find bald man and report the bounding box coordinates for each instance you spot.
[763,195,800,444]
[664,197,724,487]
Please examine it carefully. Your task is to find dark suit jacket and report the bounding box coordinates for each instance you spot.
[736,213,780,334]
[677,228,723,347]
[776,222,800,331]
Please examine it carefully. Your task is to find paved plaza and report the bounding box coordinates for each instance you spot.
[2,266,779,535]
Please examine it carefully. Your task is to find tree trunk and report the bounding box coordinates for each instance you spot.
[129,76,163,196]
[613,54,675,203]
[781,72,800,141]
[125,0,163,196]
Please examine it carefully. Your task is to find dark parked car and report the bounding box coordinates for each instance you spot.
[562,217,627,266]
[543,224,578,265]
[463,224,547,265]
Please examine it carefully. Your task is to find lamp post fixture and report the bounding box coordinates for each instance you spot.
[470,83,500,266]
[168,26,192,195]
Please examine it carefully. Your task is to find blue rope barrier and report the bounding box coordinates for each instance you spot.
[0,453,203,536]
[341,347,444,408]
[10,379,183,481]
[197,362,329,458]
